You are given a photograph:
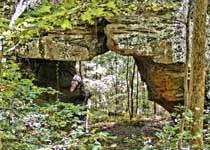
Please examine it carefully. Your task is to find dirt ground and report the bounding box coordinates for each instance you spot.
[99,118,170,150]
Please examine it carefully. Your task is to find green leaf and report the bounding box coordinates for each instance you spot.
[53,6,68,17]
[106,1,116,9]
[81,11,92,22]
[61,19,72,29]
[93,8,104,17]
[0,17,9,23]
[38,5,51,13]
[0,23,8,30]
[81,11,95,24]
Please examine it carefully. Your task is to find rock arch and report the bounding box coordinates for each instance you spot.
[12,0,210,112]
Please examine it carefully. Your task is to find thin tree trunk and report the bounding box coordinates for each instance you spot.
[153,102,157,117]
[190,0,207,149]
[114,55,118,97]
[178,1,192,149]
[126,57,130,116]
[0,41,3,150]
[0,40,2,82]
[185,0,193,110]
[85,98,91,134]
[79,61,83,81]
[56,62,60,101]
[114,55,119,115]
[136,68,139,115]
[130,61,136,119]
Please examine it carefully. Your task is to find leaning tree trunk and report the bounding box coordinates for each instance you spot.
[190,0,207,149]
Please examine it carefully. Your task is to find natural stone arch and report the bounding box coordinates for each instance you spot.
[14,0,210,113]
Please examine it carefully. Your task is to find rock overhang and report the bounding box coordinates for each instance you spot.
[12,0,210,112]
[15,0,189,64]
[16,27,108,61]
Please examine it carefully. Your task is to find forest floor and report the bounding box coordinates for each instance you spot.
[96,116,210,150]
[91,116,170,150]
[104,120,160,150]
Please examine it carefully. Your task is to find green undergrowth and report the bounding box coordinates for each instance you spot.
[89,108,210,150]
[0,60,209,149]
[0,60,114,150]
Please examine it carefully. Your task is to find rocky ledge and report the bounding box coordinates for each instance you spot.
[15,0,210,112]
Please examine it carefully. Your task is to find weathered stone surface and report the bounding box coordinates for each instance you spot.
[105,21,186,112]
[102,1,187,112]
[13,0,210,112]
[134,56,185,112]
[105,17,176,64]
[104,1,187,64]
[17,28,108,61]
[103,0,209,112]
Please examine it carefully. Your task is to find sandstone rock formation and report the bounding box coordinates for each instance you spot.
[5,0,210,112]
[17,28,107,61]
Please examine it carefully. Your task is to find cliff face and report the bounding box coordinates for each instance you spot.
[12,0,210,112]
